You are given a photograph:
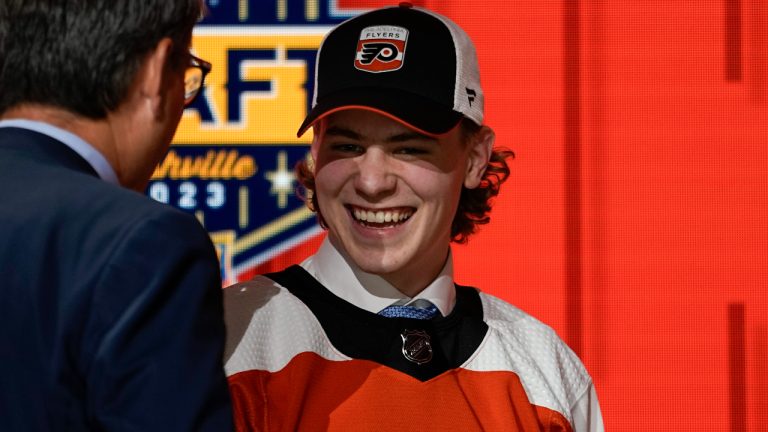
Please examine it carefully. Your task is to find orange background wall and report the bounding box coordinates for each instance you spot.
[443,1,767,429]
[338,0,768,431]
[224,1,768,430]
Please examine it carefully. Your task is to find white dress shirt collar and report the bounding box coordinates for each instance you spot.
[300,237,457,317]
[0,119,119,185]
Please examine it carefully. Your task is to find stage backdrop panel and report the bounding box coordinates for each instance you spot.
[149,1,768,430]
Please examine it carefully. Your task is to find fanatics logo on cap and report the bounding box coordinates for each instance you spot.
[354,25,408,73]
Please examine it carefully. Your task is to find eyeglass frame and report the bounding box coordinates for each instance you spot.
[184,54,212,106]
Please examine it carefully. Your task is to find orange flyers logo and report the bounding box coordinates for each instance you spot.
[354,25,408,73]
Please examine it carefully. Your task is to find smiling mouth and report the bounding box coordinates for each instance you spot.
[347,205,415,228]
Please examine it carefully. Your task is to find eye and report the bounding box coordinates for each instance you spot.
[395,146,430,156]
[330,143,364,154]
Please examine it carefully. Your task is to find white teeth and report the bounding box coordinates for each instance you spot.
[351,208,413,224]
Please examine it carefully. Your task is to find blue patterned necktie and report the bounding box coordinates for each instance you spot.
[378,300,440,320]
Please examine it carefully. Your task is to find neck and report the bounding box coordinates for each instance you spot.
[379,253,449,298]
[329,235,450,298]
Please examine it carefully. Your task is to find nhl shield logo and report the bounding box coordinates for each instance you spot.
[355,25,408,73]
[400,329,433,365]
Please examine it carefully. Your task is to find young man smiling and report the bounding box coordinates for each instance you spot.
[223,4,603,431]
[307,109,492,296]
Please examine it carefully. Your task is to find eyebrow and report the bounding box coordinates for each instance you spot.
[387,131,434,143]
[324,126,361,140]
[324,126,435,143]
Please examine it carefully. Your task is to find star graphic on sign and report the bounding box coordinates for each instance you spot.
[265,151,296,209]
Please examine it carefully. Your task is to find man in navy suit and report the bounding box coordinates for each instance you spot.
[0,1,233,430]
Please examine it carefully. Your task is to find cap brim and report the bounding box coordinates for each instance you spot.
[297,87,464,137]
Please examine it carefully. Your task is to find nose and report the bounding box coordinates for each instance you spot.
[353,149,396,200]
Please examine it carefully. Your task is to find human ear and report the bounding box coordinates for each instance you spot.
[136,37,174,119]
[309,119,328,169]
[463,126,495,189]
[310,121,324,163]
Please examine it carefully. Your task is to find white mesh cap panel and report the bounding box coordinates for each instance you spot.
[419,7,484,126]
[223,276,348,376]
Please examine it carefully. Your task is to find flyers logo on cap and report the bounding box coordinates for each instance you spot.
[355,25,408,73]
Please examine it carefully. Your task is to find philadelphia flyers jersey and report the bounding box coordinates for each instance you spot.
[223,265,601,431]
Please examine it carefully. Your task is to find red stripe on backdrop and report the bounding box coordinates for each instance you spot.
[562,0,583,358]
[725,0,743,81]
[729,304,746,432]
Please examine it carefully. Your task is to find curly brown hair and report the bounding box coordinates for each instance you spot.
[295,118,514,243]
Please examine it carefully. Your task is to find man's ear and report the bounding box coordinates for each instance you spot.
[464,125,495,189]
[135,37,174,118]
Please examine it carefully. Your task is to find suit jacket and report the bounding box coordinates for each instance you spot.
[0,127,233,430]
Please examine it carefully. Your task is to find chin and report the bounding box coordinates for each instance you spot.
[346,246,410,276]
[355,259,399,277]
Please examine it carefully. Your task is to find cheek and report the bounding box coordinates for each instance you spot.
[167,71,187,114]
[314,159,352,201]
[405,166,465,206]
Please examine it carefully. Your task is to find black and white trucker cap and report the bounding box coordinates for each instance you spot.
[297,2,484,137]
